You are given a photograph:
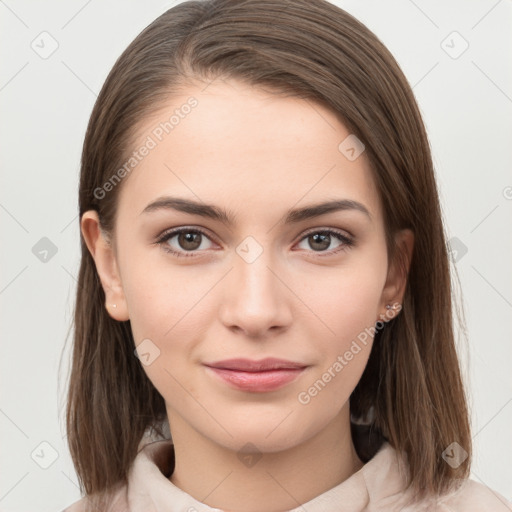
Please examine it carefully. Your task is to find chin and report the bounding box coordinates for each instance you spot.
[211,426,309,454]
[202,404,332,454]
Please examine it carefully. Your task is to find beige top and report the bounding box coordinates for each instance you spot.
[63,439,512,512]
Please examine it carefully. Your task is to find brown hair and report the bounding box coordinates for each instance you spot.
[65,0,472,507]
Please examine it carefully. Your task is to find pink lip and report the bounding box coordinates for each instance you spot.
[204,358,308,392]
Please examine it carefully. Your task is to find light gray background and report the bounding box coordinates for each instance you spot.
[1,1,511,510]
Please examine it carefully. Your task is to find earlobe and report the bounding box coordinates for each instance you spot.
[80,210,130,321]
[378,228,414,322]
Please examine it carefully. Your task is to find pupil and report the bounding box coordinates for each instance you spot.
[311,233,329,251]
[180,232,201,250]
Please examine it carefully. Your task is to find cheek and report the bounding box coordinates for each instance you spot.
[297,278,379,415]
[297,343,371,428]
[121,255,215,393]
[123,263,204,406]
[298,258,386,340]
[293,256,385,406]
[120,248,207,339]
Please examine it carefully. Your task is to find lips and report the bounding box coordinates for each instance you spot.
[203,358,308,392]
[205,358,306,372]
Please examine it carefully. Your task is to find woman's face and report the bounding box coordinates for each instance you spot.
[84,78,411,453]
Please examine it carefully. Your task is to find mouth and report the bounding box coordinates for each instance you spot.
[203,358,308,392]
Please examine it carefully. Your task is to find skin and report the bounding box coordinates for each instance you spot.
[82,78,414,512]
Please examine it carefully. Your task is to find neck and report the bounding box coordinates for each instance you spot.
[168,403,364,512]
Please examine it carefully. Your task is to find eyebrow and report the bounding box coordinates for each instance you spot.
[140,196,372,225]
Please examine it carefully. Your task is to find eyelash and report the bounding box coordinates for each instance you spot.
[155,226,354,259]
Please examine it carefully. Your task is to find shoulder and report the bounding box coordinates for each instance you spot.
[433,478,512,512]
[61,498,87,512]
[60,485,128,512]
[60,496,87,512]
[60,436,171,512]
[366,442,511,512]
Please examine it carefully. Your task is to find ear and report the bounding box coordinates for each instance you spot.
[377,228,414,322]
[80,210,130,321]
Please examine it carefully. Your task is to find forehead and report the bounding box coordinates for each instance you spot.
[116,78,383,226]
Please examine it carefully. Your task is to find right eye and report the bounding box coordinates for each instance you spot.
[156,227,217,258]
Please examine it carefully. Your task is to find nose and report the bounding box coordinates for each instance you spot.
[218,245,293,339]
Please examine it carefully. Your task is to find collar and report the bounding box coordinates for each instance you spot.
[115,439,417,512]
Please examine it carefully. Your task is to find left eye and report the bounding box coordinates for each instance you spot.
[156,228,354,258]
[295,229,354,255]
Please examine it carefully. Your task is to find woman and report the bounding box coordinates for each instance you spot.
[62,0,511,510]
